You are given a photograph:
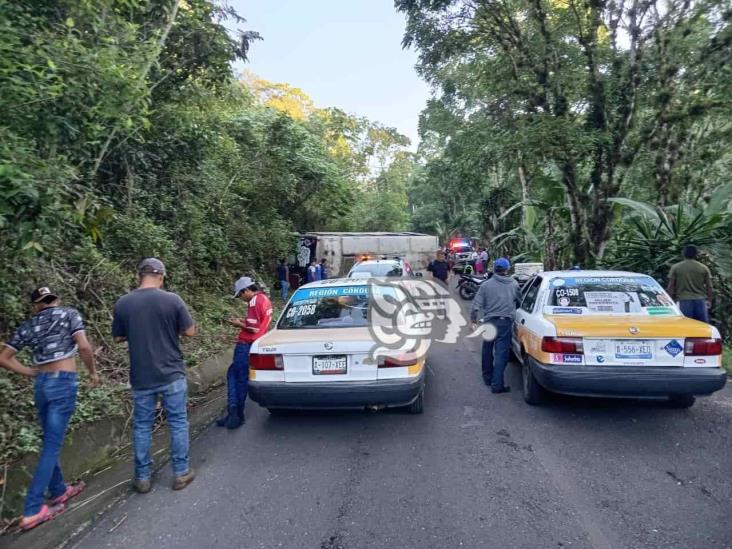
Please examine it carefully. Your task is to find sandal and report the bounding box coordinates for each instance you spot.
[48,481,86,506]
[20,503,66,531]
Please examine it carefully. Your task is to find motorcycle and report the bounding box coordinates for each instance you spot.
[451,258,476,275]
[457,267,533,301]
[458,272,491,300]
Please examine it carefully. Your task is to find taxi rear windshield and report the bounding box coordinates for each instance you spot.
[349,263,403,277]
[279,286,371,329]
[547,276,676,314]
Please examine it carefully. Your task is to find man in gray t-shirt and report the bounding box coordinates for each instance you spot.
[112,258,197,493]
[112,282,194,390]
[470,257,521,393]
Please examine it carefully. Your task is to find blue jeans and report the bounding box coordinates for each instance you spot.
[132,378,189,481]
[279,280,290,301]
[24,371,78,516]
[227,343,251,408]
[679,299,709,323]
[481,317,513,389]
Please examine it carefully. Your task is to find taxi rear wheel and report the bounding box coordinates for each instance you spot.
[406,389,424,414]
[522,357,546,405]
[668,395,695,409]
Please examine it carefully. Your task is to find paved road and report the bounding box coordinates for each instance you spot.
[72,311,732,548]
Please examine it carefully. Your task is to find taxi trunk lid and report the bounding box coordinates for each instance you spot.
[547,314,714,367]
[257,327,377,382]
[548,314,713,339]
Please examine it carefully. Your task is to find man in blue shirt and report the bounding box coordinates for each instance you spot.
[317,258,328,280]
[427,250,450,285]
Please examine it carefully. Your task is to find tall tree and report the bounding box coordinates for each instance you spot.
[398,0,731,265]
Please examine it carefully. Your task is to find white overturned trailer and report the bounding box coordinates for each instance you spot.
[297,232,439,277]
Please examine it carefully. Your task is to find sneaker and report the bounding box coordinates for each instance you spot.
[491,386,511,394]
[20,503,66,531]
[48,481,86,506]
[173,469,195,491]
[226,408,243,430]
[216,405,239,428]
[133,479,152,494]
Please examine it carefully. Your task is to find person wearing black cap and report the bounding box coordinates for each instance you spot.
[112,258,197,493]
[0,287,98,530]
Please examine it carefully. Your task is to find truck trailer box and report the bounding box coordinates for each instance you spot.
[296,232,439,278]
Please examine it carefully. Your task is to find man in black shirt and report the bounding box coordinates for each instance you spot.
[427,250,451,285]
[112,258,196,493]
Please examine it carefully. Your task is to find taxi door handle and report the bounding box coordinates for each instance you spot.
[520,319,525,325]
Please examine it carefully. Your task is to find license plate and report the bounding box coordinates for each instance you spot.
[614,340,653,360]
[312,355,347,375]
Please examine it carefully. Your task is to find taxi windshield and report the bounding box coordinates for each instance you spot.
[546,276,677,315]
[279,286,371,329]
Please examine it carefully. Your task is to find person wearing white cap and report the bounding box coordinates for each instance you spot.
[216,276,273,429]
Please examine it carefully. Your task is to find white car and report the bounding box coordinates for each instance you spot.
[347,258,420,279]
[512,270,726,407]
[247,279,426,413]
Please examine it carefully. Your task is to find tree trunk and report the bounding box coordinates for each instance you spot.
[560,161,590,265]
[517,159,530,229]
[92,0,181,177]
[543,209,558,270]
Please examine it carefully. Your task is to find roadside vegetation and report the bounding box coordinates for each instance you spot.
[0,0,413,472]
[0,0,730,508]
[399,0,732,334]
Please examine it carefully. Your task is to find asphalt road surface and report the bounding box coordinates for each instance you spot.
[72,305,732,548]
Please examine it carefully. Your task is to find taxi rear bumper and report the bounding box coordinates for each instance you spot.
[528,356,727,397]
[249,371,425,409]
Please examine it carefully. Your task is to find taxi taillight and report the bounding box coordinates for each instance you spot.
[541,337,584,354]
[684,338,722,356]
[378,353,418,368]
[249,354,284,370]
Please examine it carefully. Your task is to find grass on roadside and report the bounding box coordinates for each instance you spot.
[0,288,287,471]
[723,345,732,376]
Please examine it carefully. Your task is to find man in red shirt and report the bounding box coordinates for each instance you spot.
[217,276,273,429]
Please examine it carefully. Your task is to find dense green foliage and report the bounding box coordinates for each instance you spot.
[0,0,412,472]
[399,0,731,265]
[1,0,729,489]
[399,0,731,330]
